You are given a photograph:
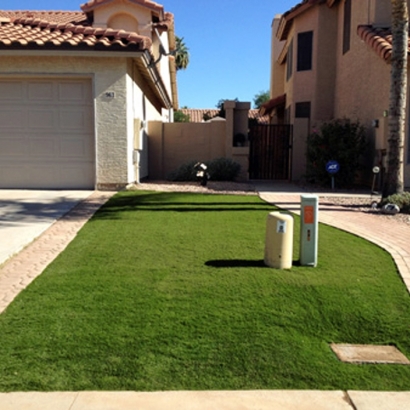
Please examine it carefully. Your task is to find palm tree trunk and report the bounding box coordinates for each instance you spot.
[384,0,408,197]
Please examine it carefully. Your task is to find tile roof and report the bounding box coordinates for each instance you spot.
[179,109,269,124]
[0,11,87,25]
[278,0,338,41]
[0,10,151,51]
[260,94,286,116]
[357,25,395,63]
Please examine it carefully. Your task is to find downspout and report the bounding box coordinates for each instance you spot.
[132,62,140,184]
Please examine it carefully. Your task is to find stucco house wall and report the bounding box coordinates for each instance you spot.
[0,0,177,190]
[268,0,410,187]
[0,54,164,189]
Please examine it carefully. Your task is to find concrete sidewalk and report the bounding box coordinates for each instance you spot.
[0,190,94,266]
[0,390,409,410]
[0,183,409,409]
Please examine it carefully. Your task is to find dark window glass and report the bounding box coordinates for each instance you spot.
[297,31,313,71]
[343,0,351,54]
[295,102,311,118]
[286,39,294,81]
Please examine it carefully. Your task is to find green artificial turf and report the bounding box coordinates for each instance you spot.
[0,190,409,391]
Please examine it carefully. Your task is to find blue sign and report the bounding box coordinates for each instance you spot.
[326,160,340,174]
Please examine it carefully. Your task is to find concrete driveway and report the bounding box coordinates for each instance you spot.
[0,190,94,266]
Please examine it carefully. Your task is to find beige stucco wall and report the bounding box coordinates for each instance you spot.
[148,100,252,182]
[0,54,164,189]
[287,5,338,123]
[92,2,153,37]
[332,0,409,185]
[148,120,227,179]
[271,0,410,187]
[270,16,286,100]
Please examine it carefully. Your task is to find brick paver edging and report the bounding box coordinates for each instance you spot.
[0,191,116,315]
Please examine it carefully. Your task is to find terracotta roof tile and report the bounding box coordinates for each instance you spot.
[0,11,152,51]
[357,25,398,63]
[180,109,269,124]
[0,10,87,25]
[260,94,286,116]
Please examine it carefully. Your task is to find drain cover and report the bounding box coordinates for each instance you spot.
[330,344,410,364]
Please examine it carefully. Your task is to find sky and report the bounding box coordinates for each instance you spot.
[1,0,299,109]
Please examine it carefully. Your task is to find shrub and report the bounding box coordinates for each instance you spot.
[306,119,367,188]
[380,192,410,213]
[166,160,198,181]
[207,158,241,181]
[167,158,241,182]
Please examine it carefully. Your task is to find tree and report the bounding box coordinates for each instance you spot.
[383,0,408,197]
[174,110,190,122]
[253,90,270,109]
[175,36,190,71]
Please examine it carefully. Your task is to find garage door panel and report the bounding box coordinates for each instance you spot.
[0,81,23,100]
[60,166,94,188]
[29,139,56,157]
[0,137,27,156]
[60,139,91,157]
[59,81,92,102]
[0,78,95,189]
[28,82,54,101]
[29,109,56,129]
[0,109,28,127]
[59,109,91,130]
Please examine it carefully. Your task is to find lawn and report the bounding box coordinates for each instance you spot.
[0,190,409,392]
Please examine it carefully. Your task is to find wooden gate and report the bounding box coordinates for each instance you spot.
[249,124,292,180]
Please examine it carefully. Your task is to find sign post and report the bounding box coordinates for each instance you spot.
[326,160,340,190]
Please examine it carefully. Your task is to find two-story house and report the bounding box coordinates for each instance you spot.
[263,0,410,188]
[0,0,178,190]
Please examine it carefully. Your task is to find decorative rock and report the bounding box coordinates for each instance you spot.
[381,203,400,215]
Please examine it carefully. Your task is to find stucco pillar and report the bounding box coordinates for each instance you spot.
[224,100,236,158]
[292,118,310,181]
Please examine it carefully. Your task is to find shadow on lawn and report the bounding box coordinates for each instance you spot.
[205,259,267,268]
[94,192,276,219]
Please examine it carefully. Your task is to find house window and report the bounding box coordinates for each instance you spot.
[286,39,294,81]
[295,102,311,118]
[343,0,351,54]
[297,31,313,71]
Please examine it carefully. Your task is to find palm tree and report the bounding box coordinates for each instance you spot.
[175,36,190,71]
[384,0,408,196]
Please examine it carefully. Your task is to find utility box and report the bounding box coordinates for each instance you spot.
[264,212,294,269]
[300,195,319,267]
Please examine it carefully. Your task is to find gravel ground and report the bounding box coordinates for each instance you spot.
[129,181,410,226]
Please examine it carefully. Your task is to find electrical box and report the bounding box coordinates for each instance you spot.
[300,195,319,267]
[264,212,294,269]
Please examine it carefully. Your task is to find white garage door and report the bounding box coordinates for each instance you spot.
[0,78,95,189]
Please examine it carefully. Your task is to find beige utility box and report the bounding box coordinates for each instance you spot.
[264,212,294,269]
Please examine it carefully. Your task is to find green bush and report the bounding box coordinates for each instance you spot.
[174,110,191,123]
[381,192,410,213]
[167,158,241,182]
[306,119,367,188]
[167,160,198,181]
[207,158,241,181]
